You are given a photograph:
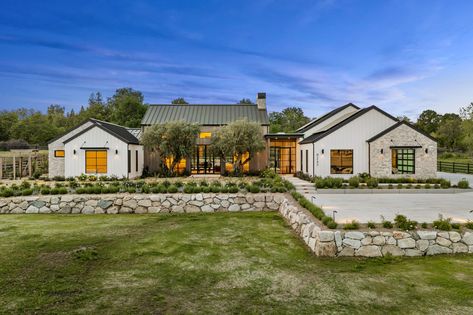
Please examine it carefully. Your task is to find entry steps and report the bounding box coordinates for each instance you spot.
[282,175,317,194]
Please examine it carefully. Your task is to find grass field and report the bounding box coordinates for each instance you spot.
[1,213,473,314]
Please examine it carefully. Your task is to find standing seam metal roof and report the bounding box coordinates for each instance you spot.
[141,104,269,126]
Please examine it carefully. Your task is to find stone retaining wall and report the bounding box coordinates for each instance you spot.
[278,198,473,257]
[0,193,285,214]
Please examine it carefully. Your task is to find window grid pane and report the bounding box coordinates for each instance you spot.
[86,150,107,174]
[392,149,415,174]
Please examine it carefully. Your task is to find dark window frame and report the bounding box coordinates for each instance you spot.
[128,150,131,173]
[392,148,415,174]
[300,149,303,172]
[135,150,138,172]
[54,150,65,158]
[330,149,353,174]
[305,150,308,173]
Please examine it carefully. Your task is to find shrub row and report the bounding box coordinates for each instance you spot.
[291,191,337,229]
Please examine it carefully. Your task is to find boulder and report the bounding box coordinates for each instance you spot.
[338,247,355,257]
[201,205,214,213]
[426,245,452,256]
[82,206,95,214]
[356,245,382,257]
[228,204,240,212]
[449,232,461,243]
[315,241,337,257]
[185,205,200,213]
[25,205,39,214]
[361,236,372,245]
[39,206,51,214]
[137,199,152,207]
[382,245,404,256]
[397,238,415,249]
[416,240,429,251]
[345,231,364,240]
[119,206,132,214]
[405,249,423,257]
[417,231,437,240]
[97,200,113,209]
[436,237,452,247]
[123,199,137,209]
[393,231,411,239]
[318,231,334,242]
[452,242,468,253]
[334,231,342,247]
[135,206,148,214]
[386,236,396,245]
[462,232,473,245]
[342,238,361,249]
[372,236,385,246]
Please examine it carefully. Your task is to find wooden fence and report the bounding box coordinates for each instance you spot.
[0,153,48,180]
[437,161,473,174]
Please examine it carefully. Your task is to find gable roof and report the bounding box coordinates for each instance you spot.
[141,104,269,126]
[367,120,437,143]
[299,105,398,144]
[296,103,360,133]
[62,119,140,145]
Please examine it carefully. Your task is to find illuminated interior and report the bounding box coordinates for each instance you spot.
[269,139,296,174]
[86,150,107,173]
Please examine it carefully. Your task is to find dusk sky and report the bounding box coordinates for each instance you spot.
[1,0,472,119]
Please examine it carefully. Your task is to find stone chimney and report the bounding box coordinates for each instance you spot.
[256,92,266,110]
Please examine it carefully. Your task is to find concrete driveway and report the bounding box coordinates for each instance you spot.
[438,172,473,185]
[310,191,473,223]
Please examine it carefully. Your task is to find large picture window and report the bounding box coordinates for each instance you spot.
[330,150,353,174]
[85,150,107,174]
[392,148,415,174]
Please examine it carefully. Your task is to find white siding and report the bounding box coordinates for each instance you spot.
[128,144,144,179]
[64,126,143,178]
[299,143,315,176]
[302,106,359,138]
[312,109,397,178]
[48,121,94,178]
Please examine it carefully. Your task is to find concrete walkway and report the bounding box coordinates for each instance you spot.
[284,175,473,224]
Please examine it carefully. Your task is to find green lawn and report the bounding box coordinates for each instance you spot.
[1,213,473,314]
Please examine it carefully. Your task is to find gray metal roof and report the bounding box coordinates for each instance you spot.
[141,104,269,126]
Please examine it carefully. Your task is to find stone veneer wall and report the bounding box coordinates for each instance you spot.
[0,193,285,214]
[278,198,473,257]
[369,123,437,179]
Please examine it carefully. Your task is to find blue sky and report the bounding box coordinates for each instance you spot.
[0,0,472,118]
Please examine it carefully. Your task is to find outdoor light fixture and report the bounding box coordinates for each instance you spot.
[73,149,76,155]
[425,148,428,154]
[321,149,325,154]
[380,148,384,154]
[115,149,118,155]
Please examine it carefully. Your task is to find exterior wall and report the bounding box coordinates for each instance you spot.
[128,144,144,179]
[48,121,94,178]
[64,126,142,178]
[312,110,397,178]
[299,143,315,176]
[301,106,358,138]
[369,124,437,178]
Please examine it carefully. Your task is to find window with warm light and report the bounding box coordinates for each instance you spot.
[330,150,353,174]
[85,150,107,174]
[199,132,212,139]
[54,150,65,157]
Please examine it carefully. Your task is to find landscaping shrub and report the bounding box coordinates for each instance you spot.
[202,186,211,193]
[366,178,378,188]
[451,223,460,230]
[458,179,470,189]
[50,188,60,195]
[343,220,360,230]
[162,180,171,187]
[127,187,136,193]
[394,214,417,231]
[433,215,452,231]
[21,188,33,196]
[382,220,393,229]
[220,186,229,193]
[150,186,161,194]
[75,188,85,194]
[465,221,473,230]
[101,187,111,194]
[348,177,360,188]
[210,186,221,193]
[439,179,451,189]
[88,175,97,182]
[192,186,202,193]
[141,184,150,194]
[261,168,277,179]
[0,188,14,198]
[421,222,428,228]
[424,183,431,189]
[249,185,260,193]
[228,186,239,193]
[20,180,31,190]
[322,216,333,225]
[327,221,338,229]
[167,185,178,193]
[367,221,376,229]
[53,176,65,181]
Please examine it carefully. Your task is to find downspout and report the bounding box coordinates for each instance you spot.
[368,142,371,176]
[312,142,315,177]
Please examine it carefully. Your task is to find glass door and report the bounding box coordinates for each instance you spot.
[269,147,293,174]
[192,145,219,174]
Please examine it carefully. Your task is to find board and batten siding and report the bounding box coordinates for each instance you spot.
[301,106,358,138]
[64,126,142,178]
[48,121,94,178]
[312,109,397,178]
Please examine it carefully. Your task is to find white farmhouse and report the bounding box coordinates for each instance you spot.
[48,119,143,179]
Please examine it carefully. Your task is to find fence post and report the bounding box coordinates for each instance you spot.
[13,156,16,180]
[28,156,32,177]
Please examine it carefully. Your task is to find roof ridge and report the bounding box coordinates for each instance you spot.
[148,103,257,106]
[296,103,359,133]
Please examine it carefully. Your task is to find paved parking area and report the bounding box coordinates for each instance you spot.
[438,171,473,185]
[309,191,473,223]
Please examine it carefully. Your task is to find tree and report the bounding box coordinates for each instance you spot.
[171,98,188,104]
[141,121,200,176]
[397,115,413,124]
[0,111,19,141]
[211,119,266,175]
[238,98,253,104]
[269,107,310,133]
[437,113,462,151]
[416,109,441,134]
[460,102,473,120]
[108,88,147,127]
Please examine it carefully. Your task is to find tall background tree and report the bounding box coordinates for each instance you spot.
[269,107,310,133]
[108,88,147,127]
[238,98,253,104]
[416,109,441,135]
[171,98,189,104]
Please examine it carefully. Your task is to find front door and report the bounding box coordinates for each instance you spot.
[269,147,293,174]
[192,145,220,174]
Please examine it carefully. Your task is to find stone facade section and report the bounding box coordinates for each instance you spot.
[369,123,437,179]
[0,193,285,215]
[277,198,473,258]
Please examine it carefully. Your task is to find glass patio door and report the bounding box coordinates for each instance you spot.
[192,145,219,174]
